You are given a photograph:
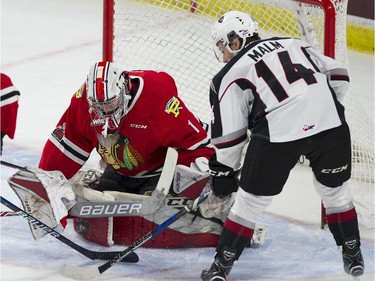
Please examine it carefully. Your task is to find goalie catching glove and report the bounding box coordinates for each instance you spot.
[8,167,75,240]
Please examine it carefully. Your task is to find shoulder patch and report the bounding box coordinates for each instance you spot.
[165,96,183,117]
[74,84,85,99]
[51,123,66,142]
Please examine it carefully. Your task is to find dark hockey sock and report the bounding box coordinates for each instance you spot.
[216,217,254,259]
[326,208,360,246]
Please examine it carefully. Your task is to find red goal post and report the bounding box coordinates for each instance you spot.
[103,0,337,59]
[102,0,374,229]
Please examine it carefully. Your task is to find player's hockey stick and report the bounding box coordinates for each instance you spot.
[60,189,212,280]
[0,210,18,217]
[1,160,28,171]
[0,195,139,263]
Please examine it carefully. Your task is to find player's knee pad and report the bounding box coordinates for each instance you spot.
[230,187,273,224]
[314,176,354,212]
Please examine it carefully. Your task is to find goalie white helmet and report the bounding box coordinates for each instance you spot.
[86,61,131,146]
[212,11,258,62]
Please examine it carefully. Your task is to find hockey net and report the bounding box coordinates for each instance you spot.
[103,0,374,228]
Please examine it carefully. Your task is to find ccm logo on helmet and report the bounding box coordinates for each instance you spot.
[321,164,348,173]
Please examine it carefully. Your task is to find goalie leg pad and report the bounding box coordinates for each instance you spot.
[111,203,222,248]
[250,224,267,247]
[74,217,114,246]
[72,171,115,246]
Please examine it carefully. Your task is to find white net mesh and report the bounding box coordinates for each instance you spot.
[108,0,374,227]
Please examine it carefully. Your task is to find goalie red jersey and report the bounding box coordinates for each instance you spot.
[39,70,213,183]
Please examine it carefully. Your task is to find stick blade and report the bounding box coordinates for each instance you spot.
[60,264,100,280]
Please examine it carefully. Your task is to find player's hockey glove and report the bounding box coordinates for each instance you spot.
[209,158,239,198]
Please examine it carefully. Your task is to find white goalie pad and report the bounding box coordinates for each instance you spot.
[251,224,267,247]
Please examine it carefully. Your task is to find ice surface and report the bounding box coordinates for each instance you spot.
[1,0,374,280]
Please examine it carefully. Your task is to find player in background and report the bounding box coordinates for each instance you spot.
[1,73,20,155]
[9,61,216,245]
[200,11,364,281]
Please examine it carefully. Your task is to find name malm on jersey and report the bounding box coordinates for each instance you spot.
[247,41,284,62]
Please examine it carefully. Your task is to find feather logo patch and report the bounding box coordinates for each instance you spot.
[122,138,144,170]
[97,136,144,171]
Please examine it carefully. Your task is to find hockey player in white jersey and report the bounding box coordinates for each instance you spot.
[200,11,364,281]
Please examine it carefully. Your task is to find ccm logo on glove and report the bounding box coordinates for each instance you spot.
[209,170,232,177]
[209,157,239,198]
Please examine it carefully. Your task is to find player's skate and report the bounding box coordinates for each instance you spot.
[342,235,364,277]
[201,246,236,281]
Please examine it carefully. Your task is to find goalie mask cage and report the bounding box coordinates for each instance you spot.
[102,0,374,229]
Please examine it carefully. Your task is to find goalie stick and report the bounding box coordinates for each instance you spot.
[1,159,28,171]
[69,199,168,218]
[59,189,212,280]
[0,195,139,263]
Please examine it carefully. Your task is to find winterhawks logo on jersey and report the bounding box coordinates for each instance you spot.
[97,136,144,171]
[165,96,183,117]
[303,124,315,131]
